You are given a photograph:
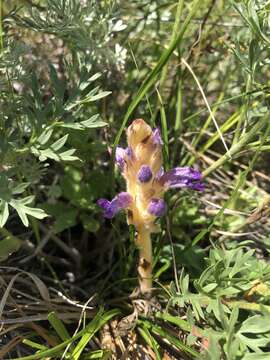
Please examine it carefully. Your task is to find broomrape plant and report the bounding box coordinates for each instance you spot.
[98,119,203,293]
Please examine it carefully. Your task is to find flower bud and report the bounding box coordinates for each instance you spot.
[148,198,167,217]
[127,119,152,149]
[137,165,152,183]
[115,147,126,171]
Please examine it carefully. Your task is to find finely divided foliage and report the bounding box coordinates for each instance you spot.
[0,0,270,359]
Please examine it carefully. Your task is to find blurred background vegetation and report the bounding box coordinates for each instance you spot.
[1,0,270,359]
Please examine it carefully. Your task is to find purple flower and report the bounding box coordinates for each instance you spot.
[115,147,126,171]
[97,192,132,219]
[148,198,167,217]
[137,165,153,183]
[189,182,205,191]
[152,128,163,145]
[155,167,164,180]
[125,146,133,158]
[116,192,132,207]
[115,147,133,171]
[160,167,203,191]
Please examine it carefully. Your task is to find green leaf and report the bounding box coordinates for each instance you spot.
[155,312,191,332]
[10,199,48,227]
[8,308,119,360]
[138,318,199,358]
[88,91,111,102]
[138,326,161,360]
[112,0,201,157]
[32,146,79,162]
[48,312,71,342]
[23,339,48,351]
[12,182,30,195]
[41,202,77,233]
[81,214,100,233]
[37,128,53,145]
[49,63,65,100]
[203,283,218,293]
[0,234,22,262]
[81,350,111,359]
[0,201,9,227]
[80,114,107,128]
[243,353,270,360]
[79,73,102,91]
[0,175,12,202]
[51,134,69,151]
[57,149,79,162]
[71,309,119,360]
[240,314,270,334]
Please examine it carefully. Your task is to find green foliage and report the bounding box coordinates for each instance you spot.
[168,246,270,358]
[0,1,115,227]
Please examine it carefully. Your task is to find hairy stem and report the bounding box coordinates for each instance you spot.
[137,227,152,293]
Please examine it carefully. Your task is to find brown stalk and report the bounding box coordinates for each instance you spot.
[136,227,152,294]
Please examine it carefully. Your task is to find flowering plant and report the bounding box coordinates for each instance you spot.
[98,119,203,293]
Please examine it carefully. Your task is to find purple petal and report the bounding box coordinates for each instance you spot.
[162,167,202,182]
[97,198,110,209]
[189,182,205,191]
[97,192,132,219]
[115,147,126,170]
[125,146,133,158]
[137,165,153,183]
[97,198,116,219]
[155,167,164,180]
[116,192,132,208]
[152,128,163,145]
[160,167,203,191]
[148,198,167,217]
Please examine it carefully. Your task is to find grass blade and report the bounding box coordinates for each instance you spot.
[11,309,120,360]
[111,0,202,181]
[138,325,162,360]
[138,318,199,358]
[48,311,71,342]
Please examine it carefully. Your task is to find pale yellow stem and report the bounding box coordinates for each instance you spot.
[136,227,152,294]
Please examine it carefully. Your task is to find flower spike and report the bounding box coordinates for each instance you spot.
[97,119,203,293]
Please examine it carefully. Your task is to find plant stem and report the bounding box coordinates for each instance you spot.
[136,227,152,294]
[202,117,266,178]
